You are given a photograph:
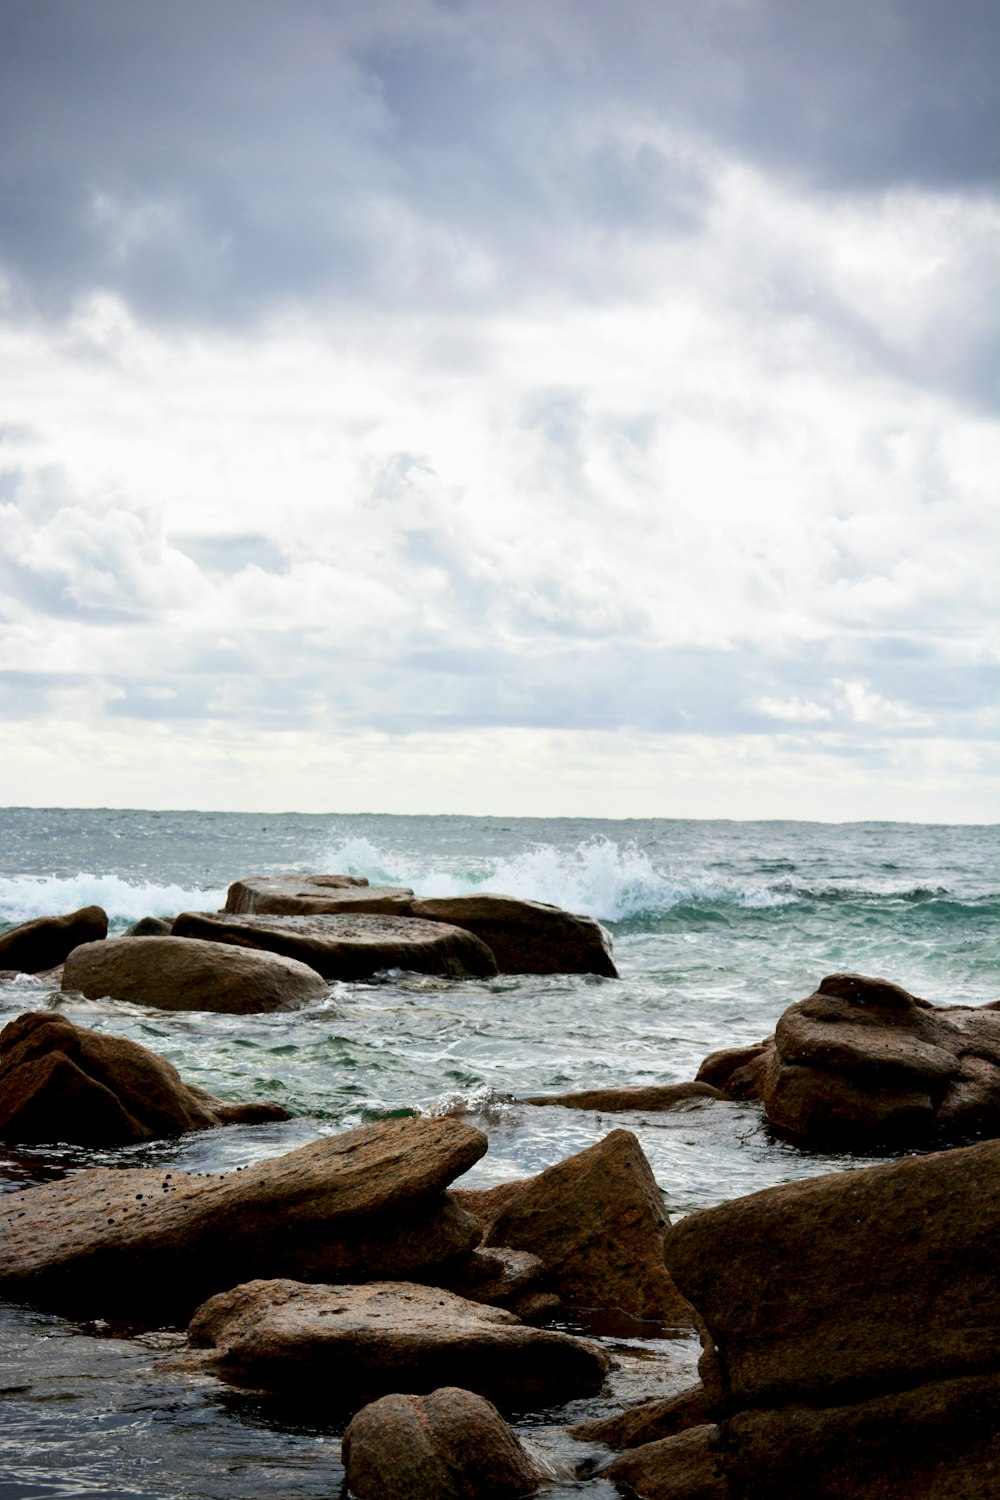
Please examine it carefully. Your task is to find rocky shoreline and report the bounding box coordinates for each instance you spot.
[1,874,998,1498]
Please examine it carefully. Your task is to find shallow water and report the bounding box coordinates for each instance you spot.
[1,811,996,1497]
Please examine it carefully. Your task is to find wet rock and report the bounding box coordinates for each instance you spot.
[663,1137,1000,1497]
[570,1380,713,1448]
[0,1115,487,1320]
[407,893,618,977]
[479,1130,693,1325]
[0,1011,290,1145]
[342,1386,546,1500]
[172,910,498,980]
[225,873,414,916]
[525,1082,721,1112]
[186,1279,608,1411]
[61,935,328,1013]
[0,906,108,975]
[699,973,1000,1148]
[605,1425,728,1499]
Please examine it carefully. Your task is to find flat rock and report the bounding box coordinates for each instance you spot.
[225,874,414,916]
[61,934,328,1013]
[0,1010,290,1144]
[172,910,498,980]
[525,1082,721,1112]
[186,1278,609,1411]
[0,906,108,974]
[342,1387,546,1500]
[407,894,618,977]
[0,1115,487,1320]
[480,1129,692,1326]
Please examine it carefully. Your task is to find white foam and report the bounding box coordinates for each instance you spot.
[0,873,227,929]
[321,834,793,922]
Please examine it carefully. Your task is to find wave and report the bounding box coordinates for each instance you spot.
[0,873,227,930]
[321,835,794,922]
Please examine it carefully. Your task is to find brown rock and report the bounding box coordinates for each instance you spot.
[0,1011,290,1144]
[571,1380,713,1448]
[481,1130,692,1326]
[61,935,329,1013]
[186,1279,609,1411]
[407,894,617,977]
[700,974,1000,1149]
[342,1387,546,1500]
[664,1137,1000,1411]
[525,1082,721,1112]
[0,906,108,974]
[605,1425,728,1499]
[225,873,414,916]
[0,1115,487,1320]
[172,910,498,980]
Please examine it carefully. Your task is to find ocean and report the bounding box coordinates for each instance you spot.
[0,809,997,1498]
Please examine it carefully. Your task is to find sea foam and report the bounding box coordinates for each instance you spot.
[0,873,227,929]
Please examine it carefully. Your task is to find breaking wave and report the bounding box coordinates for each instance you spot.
[0,873,227,930]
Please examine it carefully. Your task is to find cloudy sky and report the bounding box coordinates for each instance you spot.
[1,0,996,820]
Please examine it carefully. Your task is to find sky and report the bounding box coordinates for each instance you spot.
[0,0,997,821]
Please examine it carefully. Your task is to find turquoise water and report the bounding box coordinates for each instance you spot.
[0,810,997,1497]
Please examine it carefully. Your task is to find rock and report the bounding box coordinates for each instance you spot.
[442,1246,547,1314]
[0,1115,487,1320]
[0,906,108,974]
[61,935,329,1013]
[604,1425,728,1499]
[225,873,414,916]
[525,1082,722,1112]
[171,911,498,980]
[570,1381,713,1448]
[700,973,1000,1149]
[342,1387,545,1500]
[663,1137,1000,1496]
[0,1011,290,1145]
[186,1279,608,1412]
[123,916,174,936]
[479,1130,692,1326]
[406,894,618,978]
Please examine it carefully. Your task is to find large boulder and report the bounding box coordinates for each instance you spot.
[171,911,498,980]
[662,1137,1000,1497]
[61,935,328,1013]
[225,873,414,916]
[342,1387,546,1500]
[0,1011,290,1144]
[0,1115,487,1321]
[185,1279,608,1412]
[472,1129,692,1326]
[0,905,108,974]
[407,894,618,978]
[698,973,1000,1149]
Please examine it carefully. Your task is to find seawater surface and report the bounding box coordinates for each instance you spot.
[0,810,997,1498]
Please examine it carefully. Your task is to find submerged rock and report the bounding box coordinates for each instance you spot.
[525,1082,721,1112]
[698,973,1000,1148]
[407,893,618,978]
[472,1129,692,1326]
[342,1387,547,1500]
[0,1115,487,1320]
[0,906,108,975]
[171,910,498,980]
[0,1011,290,1144]
[186,1279,608,1412]
[61,934,328,1013]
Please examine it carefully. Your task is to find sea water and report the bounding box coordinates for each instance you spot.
[0,810,996,1498]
